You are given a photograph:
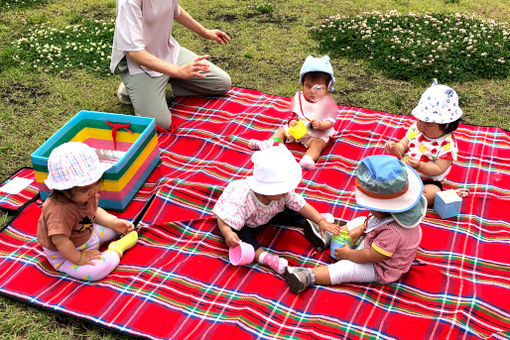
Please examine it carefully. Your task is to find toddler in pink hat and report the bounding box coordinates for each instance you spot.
[37,142,138,281]
[213,144,342,275]
[384,79,463,206]
[285,155,426,294]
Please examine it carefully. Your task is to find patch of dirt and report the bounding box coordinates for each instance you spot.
[209,11,297,26]
[78,5,113,21]
[337,72,375,98]
[0,82,50,106]
[211,13,239,22]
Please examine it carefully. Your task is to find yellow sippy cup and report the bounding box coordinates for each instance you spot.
[287,120,308,139]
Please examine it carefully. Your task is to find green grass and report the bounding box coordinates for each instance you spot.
[0,0,509,338]
[311,11,510,82]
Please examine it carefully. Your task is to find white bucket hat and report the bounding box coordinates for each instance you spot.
[355,155,426,228]
[299,55,335,91]
[411,79,463,124]
[247,144,302,195]
[45,142,111,190]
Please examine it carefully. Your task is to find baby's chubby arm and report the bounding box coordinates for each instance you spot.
[384,137,409,158]
[51,234,101,266]
[407,157,452,176]
[334,245,387,264]
[217,217,241,248]
[298,203,343,236]
[310,119,333,131]
[95,207,134,235]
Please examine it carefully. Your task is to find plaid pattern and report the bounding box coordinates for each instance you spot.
[0,167,39,212]
[44,142,106,190]
[0,87,509,339]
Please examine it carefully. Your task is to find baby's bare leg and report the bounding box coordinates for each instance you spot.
[249,127,288,150]
[306,138,326,161]
[269,127,287,142]
[313,265,332,285]
[424,183,442,206]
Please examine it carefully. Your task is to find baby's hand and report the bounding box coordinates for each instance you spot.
[113,218,135,235]
[384,141,398,155]
[347,223,365,244]
[333,245,352,261]
[320,221,343,236]
[78,249,102,266]
[406,157,422,170]
[225,231,241,248]
[311,119,322,130]
[289,119,298,127]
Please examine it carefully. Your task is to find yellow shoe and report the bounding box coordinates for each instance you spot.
[108,231,138,257]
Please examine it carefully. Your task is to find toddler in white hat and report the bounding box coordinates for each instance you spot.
[37,142,138,281]
[213,144,342,274]
[385,79,463,206]
[285,155,426,294]
[248,55,339,170]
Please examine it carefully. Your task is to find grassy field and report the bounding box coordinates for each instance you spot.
[0,0,508,338]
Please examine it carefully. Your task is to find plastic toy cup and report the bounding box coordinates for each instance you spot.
[330,230,352,259]
[229,242,255,266]
[288,121,308,139]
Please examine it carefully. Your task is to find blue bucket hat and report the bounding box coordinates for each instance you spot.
[299,55,335,91]
[354,155,426,228]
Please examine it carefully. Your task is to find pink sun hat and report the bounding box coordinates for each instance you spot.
[44,142,112,190]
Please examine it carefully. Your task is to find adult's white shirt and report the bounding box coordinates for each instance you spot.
[110,0,181,77]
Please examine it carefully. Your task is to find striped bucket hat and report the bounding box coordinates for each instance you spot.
[45,142,111,190]
[354,155,426,228]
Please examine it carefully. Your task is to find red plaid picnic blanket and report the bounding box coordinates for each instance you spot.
[0,87,509,339]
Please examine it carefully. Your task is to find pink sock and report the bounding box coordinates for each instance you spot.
[300,155,315,170]
[258,251,288,274]
[248,139,275,150]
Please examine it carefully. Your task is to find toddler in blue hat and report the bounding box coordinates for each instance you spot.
[384,79,463,206]
[249,55,339,170]
[285,155,426,294]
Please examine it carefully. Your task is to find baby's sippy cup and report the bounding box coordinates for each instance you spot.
[330,230,352,259]
[287,120,308,139]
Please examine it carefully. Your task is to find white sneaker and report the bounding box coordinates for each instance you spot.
[117,82,132,105]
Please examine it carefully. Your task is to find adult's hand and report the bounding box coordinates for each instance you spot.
[202,29,231,45]
[175,55,211,79]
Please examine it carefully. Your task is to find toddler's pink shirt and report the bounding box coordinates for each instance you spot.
[212,179,306,231]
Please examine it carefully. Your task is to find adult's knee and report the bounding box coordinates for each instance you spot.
[131,94,172,129]
[215,73,232,95]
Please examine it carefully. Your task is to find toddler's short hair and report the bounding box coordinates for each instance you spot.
[440,117,461,133]
[302,72,331,88]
